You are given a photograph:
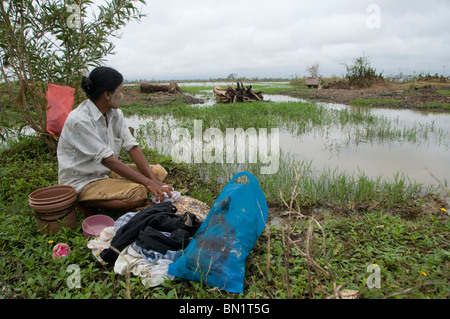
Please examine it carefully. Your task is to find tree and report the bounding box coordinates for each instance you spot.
[0,0,147,150]
[306,63,320,78]
[344,55,382,87]
[227,73,238,81]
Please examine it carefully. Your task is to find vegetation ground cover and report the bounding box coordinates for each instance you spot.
[0,81,449,299]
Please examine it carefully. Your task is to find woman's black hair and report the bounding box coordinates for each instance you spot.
[81,66,123,102]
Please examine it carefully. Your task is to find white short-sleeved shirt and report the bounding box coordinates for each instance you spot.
[57,99,138,193]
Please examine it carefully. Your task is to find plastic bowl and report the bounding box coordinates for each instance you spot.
[28,185,76,204]
[82,215,115,238]
[29,193,78,214]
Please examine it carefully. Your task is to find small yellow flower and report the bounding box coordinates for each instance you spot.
[49,168,53,171]
[419,271,427,276]
[440,208,447,212]
[48,240,54,244]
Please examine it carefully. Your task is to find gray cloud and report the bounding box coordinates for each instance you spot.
[105,0,450,80]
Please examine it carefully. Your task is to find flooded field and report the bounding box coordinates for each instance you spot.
[3,82,448,190]
[126,85,450,188]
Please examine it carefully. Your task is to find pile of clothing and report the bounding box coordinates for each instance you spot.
[87,200,204,287]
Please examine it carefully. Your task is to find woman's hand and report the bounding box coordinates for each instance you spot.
[102,150,175,202]
[144,180,173,203]
[152,178,173,190]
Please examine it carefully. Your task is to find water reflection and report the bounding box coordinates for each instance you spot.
[279,127,448,186]
[321,102,450,131]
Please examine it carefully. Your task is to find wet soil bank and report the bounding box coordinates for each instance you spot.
[268,193,449,224]
[284,81,450,112]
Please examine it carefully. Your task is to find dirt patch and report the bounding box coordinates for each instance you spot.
[323,80,351,90]
[145,92,204,106]
[286,81,450,111]
[265,193,449,223]
[417,194,450,220]
[123,86,204,106]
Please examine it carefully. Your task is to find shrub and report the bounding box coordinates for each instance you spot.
[345,55,383,87]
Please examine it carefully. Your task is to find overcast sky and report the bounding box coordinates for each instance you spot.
[104,0,450,81]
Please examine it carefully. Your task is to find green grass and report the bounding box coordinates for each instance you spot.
[251,83,293,95]
[178,82,293,96]
[1,134,449,299]
[172,158,435,214]
[121,100,378,133]
[350,98,401,107]
[419,101,450,110]
[178,85,215,95]
[250,211,449,299]
[350,97,450,111]
[437,89,450,96]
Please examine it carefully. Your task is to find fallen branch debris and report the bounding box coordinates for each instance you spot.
[214,81,263,103]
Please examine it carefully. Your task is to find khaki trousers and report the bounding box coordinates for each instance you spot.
[78,164,167,203]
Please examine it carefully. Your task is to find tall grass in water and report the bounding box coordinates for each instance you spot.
[159,152,434,212]
[131,115,432,209]
[124,100,449,148]
[127,100,446,211]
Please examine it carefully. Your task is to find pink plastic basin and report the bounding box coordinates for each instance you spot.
[82,215,115,238]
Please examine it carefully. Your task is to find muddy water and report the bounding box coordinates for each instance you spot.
[126,92,450,187]
[280,125,449,186]
[282,101,450,186]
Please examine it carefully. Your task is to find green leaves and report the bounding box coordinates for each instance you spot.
[0,0,148,150]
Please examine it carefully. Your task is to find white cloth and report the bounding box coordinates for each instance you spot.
[151,186,181,204]
[86,226,116,264]
[114,245,175,287]
[86,224,176,287]
[57,99,139,193]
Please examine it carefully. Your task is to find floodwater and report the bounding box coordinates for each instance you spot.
[281,101,450,186]
[126,89,450,188]
[4,84,448,188]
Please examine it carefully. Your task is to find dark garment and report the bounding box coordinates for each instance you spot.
[136,228,191,253]
[100,202,201,265]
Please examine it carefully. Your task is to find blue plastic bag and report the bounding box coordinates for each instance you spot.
[168,171,268,293]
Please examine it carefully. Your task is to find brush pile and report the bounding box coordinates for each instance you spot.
[213,81,263,103]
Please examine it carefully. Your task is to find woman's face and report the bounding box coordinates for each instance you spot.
[109,83,124,109]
